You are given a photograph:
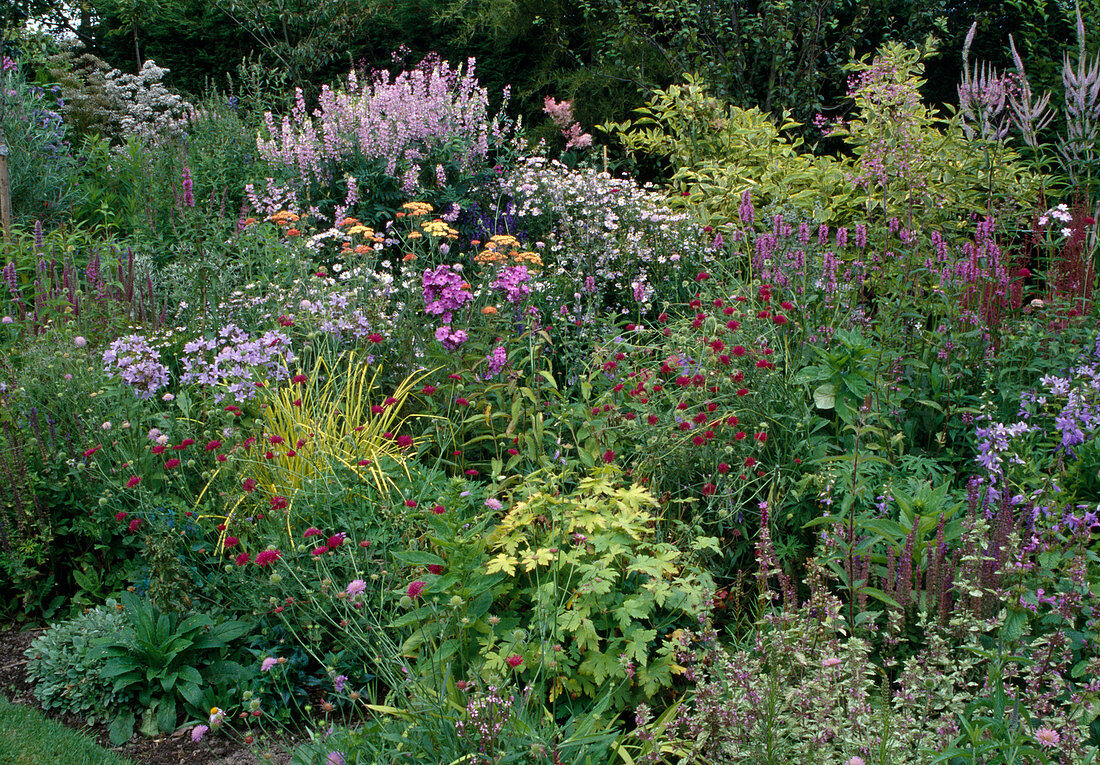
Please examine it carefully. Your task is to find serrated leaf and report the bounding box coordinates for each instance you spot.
[486,553,517,577]
[813,383,836,409]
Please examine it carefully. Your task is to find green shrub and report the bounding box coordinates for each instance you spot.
[397,466,714,714]
[24,601,135,721]
[605,43,1039,239]
[0,58,79,225]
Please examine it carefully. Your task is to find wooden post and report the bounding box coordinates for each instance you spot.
[0,129,11,243]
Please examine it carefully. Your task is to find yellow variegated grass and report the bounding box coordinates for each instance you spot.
[201,354,431,553]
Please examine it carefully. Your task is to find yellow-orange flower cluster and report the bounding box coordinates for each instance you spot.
[268,210,300,227]
[421,218,458,239]
[474,234,543,266]
[401,201,434,217]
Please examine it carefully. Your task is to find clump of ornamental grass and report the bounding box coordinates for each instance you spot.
[202,354,430,551]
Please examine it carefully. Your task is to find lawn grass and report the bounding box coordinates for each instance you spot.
[0,696,135,765]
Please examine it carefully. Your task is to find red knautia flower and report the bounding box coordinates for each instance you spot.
[367,333,383,344]
[304,527,322,538]
[326,534,345,549]
[744,457,757,467]
[371,405,384,414]
[292,374,307,384]
[755,432,768,443]
[404,499,417,508]
[647,414,659,425]
[224,536,239,547]
[264,450,275,460]
[83,445,103,458]
[731,345,746,356]
[235,552,251,566]
[255,549,282,567]
[125,475,141,488]
[505,654,523,668]
[396,434,414,448]
[736,388,749,396]
[421,385,437,395]
[431,504,446,515]
[427,564,444,575]
[602,449,615,463]
[407,580,426,599]
[311,546,327,556]
[271,496,289,510]
[128,519,143,532]
[206,440,222,451]
[151,444,167,455]
[165,458,181,469]
[717,463,730,474]
[269,435,284,445]
[456,397,470,406]
[242,478,257,492]
[114,511,127,521]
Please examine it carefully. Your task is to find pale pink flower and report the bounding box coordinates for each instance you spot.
[1034,727,1060,747]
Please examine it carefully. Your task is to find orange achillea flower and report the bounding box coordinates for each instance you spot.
[482,306,498,315]
[402,201,434,217]
[286,228,301,236]
[341,217,360,227]
[355,245,370,254]
[268,209,300,226]
[403,253,417,261]
[243,217,258,227]
[407,231,422,239]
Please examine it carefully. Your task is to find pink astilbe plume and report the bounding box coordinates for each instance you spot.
[543,96,592,150]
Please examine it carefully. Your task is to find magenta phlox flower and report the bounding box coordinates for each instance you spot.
[422,265,472,323]
[491,265,531,304]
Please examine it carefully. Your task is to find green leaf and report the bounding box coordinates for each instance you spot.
[862,587,902,610]
[108,712,135,746]
[391,550,446,567]
[156,697,176,733]
[813,383,836,409]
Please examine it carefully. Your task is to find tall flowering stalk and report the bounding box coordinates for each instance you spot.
[257,56,504,203]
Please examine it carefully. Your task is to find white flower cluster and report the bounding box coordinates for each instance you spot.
[500,157,703,306]
[103,60,193,143]
[1037,203,1074,237]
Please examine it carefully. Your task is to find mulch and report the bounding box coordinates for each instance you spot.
[0,624,293,765]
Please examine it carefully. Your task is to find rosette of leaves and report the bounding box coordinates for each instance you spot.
[24,601,134,722]
[90,591,250,744]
